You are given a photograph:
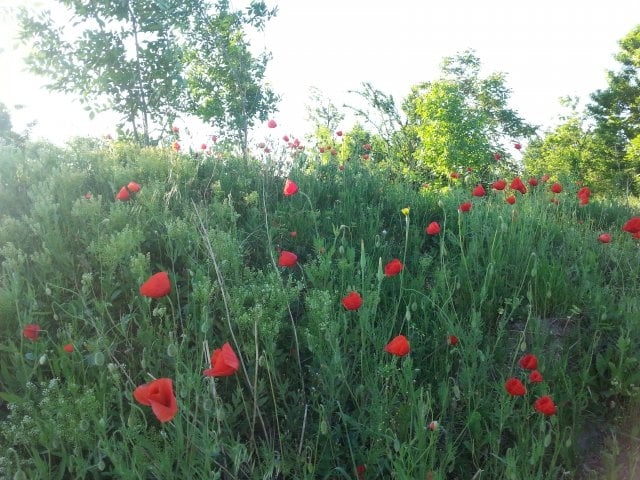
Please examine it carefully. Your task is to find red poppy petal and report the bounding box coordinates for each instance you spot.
[133,383,152,406]
[150,397,178,423]
[140,272,171,298]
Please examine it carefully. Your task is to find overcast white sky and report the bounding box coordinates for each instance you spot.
[1,0,639,144]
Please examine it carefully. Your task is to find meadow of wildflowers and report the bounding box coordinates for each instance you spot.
[0,126,639,479]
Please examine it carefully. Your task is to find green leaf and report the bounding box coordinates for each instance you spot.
[0,391,26,404]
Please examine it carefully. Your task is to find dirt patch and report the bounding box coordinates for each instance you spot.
[576,400,640,479]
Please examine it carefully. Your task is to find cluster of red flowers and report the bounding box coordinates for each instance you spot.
[115,181,141,201]
[125,173,637,426]
[504,353,556,416]
[134,271,240,422]
[21,133,639,443]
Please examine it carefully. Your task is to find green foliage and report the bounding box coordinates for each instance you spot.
[18,1,187,144]
[401,50,536,181]
[1,123,640,478]
[17,0,278,146]
[184,0,279,152]
[588,24,640,194]
[306,87,345,133]
[0,102,12,142]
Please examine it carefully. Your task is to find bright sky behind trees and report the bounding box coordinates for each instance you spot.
[1,0,640,144]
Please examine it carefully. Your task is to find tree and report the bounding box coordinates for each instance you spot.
[184,0,279,152]
[588,25,640,194]
[305,87,344,133]
[0,102,12,141]
[17,0,277,146]
[401,51,536,179]
[18,1,190,144]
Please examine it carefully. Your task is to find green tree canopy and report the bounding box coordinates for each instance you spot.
[18,0,278,146]
[400,51,536,180]
[587,24,640,193]
[184,0,278,152]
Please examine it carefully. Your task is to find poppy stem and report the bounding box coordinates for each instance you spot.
[393,212,411,329]
[192,201,269,440]
[299,190,320,239]
[258,182,307,402]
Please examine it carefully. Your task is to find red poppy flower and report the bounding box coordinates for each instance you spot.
[172,141,181,151]
[622,217,640,234]
[528,177,538,187]
[472,184,486,197]
[140,272,171,298]
[212,135,218,143]
[598,233,611,243]
[426,222,441,235]
[133,377,178,423]
[282,135,289,142]
[127,181,141,193]
[331,148,337,156]
[278,250,298,267]
[518,353,538,370]
[506,195,516,205]
[514,142,522,150]
[342,291,363,311]
[550,182,563,194]
[171,126,179,133]
[529,370,543,383]
[505,378,527,396]
[428,420,439,431]
[267,119,277,128]
[23,324,41,341]
[336,130,343,137]
[448,335,459,346]
[339,165,345,171]
[283,179,299,196]
[357,464,366,480]
[385,335,410,356]
[510,177,527,194]
[493,179,506,190]
[459,202,472,212]
[290,231,297,238]
[577,186,591,205]
[534,395,556,416]
[318,146,325,153]
[203,342,240,377]
[84,192,92,200]
[362,154,370,160]
[116,186,130,201]
[493,153,502,161]
[363,143,371,151]
[200,143,207,150]
[541,174,550,182]
[384,258,404,277]
[577,186,590,199]
[450,172,460,180]
[63,343,74,353]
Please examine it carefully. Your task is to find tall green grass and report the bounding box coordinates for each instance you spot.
[0,137,639,479]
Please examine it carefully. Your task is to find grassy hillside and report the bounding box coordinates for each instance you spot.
[1,136,639,479]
